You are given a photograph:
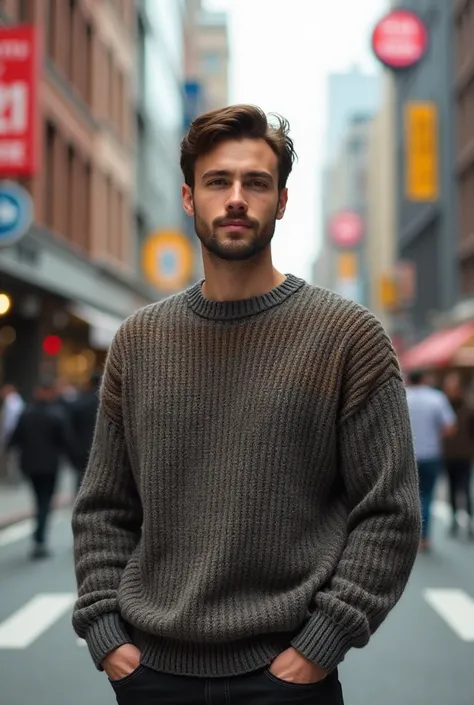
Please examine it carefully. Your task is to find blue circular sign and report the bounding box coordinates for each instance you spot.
[158,248,179,277]
[0,180,33,248]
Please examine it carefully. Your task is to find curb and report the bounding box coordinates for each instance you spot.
[0,493,75,531]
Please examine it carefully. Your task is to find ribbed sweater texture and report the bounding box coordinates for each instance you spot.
[71,275,421,678]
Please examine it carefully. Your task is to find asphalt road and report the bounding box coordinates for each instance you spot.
[0,502,473,705]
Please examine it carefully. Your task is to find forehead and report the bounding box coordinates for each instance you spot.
[196,138,278,177]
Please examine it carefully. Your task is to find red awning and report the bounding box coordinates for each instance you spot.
[400,322,474,370]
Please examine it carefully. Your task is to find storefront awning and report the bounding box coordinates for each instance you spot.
[400,322,474,371]
[69,303,125,350]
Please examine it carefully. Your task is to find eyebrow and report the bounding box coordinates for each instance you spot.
[201,169,274,183]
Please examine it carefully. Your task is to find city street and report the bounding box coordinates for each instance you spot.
[0,503,473,705]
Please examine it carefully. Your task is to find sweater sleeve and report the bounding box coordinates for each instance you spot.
[71,327,143,670]
[291,314,421,672]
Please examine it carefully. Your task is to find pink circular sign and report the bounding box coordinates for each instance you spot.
[329,211,363,248]
[372,10,428,70]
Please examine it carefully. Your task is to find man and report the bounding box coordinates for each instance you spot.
[406,369,456,552]
[9,378,74,559]
[0,384,25,480]
[72,105,421,704]
[442,372,474,539]
[69,372,101,492]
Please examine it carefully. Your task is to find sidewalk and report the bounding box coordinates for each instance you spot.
[0,467,76,529]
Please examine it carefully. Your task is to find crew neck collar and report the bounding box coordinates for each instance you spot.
[186,273,306,321]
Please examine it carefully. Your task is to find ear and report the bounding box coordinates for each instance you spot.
[276,188,288,221]
[182,184,194,216]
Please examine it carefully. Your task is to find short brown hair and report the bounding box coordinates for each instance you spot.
[180,104,297,191]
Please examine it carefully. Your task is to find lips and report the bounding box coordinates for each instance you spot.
[219,220,252,228]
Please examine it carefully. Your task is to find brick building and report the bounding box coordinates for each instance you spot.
[0,0,157,395]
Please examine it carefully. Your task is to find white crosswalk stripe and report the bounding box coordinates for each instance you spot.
[0,593,76,649]
[0,511,70,547]
[423,589,474,642]
[0,519,34,547]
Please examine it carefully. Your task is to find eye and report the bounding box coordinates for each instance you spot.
[208,179,227,186]
[249,180,269,189]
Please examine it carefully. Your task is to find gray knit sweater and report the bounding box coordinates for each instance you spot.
[72,274,421,678]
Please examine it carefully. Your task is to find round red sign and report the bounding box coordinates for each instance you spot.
[329,211,363,248]
[372,9,428,70]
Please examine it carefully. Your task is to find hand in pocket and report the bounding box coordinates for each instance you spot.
[102,644,142,682]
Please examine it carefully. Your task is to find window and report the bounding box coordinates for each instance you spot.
[117,71,125,138]
[137,16,146,98]
[201,52,221,74]
[117,190,124,261]
[84,162,91,252]
[107,49,114,124]
[44,122,56,228]
[67,144,75,243]
[46,0,56,59]
[18,0,33,21]
[68,0,76,82]
[105,175,113,256]
[85,24,93,105]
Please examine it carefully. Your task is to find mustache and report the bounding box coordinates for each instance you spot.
[213,215,258,228]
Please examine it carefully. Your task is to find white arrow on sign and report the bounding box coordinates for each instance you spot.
[423,588,474,641]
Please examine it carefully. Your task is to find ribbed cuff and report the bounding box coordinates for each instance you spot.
[85,613,132,671]
[290,611,353,672]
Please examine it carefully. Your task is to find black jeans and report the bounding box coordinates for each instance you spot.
[28,473,57,545]
[445,459,472,518]
[110,664,344,704]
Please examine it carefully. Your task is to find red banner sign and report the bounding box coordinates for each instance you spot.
[0,26,40,177]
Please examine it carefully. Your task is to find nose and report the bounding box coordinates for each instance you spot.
[225,182,248,214]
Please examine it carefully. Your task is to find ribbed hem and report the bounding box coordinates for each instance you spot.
[133,629,293,678]
[85,613,133,671]
[290,612,354,672]
[186,274,306,321]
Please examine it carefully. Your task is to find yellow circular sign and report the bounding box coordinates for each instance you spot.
[142,231,194,291]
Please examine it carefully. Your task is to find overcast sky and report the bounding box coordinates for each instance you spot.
[203,0,388,280]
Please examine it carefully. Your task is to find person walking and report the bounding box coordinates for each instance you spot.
[0,383,25,481]
[70,372,101,493]
[8,378,75,559]
[72,105,421,704]
[442,371,474,539]
[406,370,456,552]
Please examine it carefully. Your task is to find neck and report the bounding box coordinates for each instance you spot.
[200,247,286,302]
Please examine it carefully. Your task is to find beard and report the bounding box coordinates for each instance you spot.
[194,207,278,262]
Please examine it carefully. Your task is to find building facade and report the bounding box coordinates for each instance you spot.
[312,68,380,293]
[134,0,190,291]
[366,73,398,332]
[454,0,474,302]
[184,0,229,115]
[183,0,229,279]
[0,0,158,396]
[393,0,458,342]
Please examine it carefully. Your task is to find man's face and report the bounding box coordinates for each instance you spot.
[182,138,288,261]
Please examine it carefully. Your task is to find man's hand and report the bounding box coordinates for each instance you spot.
[269,647,328,685]
[102,643,142,681]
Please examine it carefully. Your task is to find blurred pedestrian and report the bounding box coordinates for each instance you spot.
[0,383,25,481]
[72,105,420,704]
[406,369,457,551]
[442,371,474,539]
[8,377,76,560]
[70,371,101,492]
